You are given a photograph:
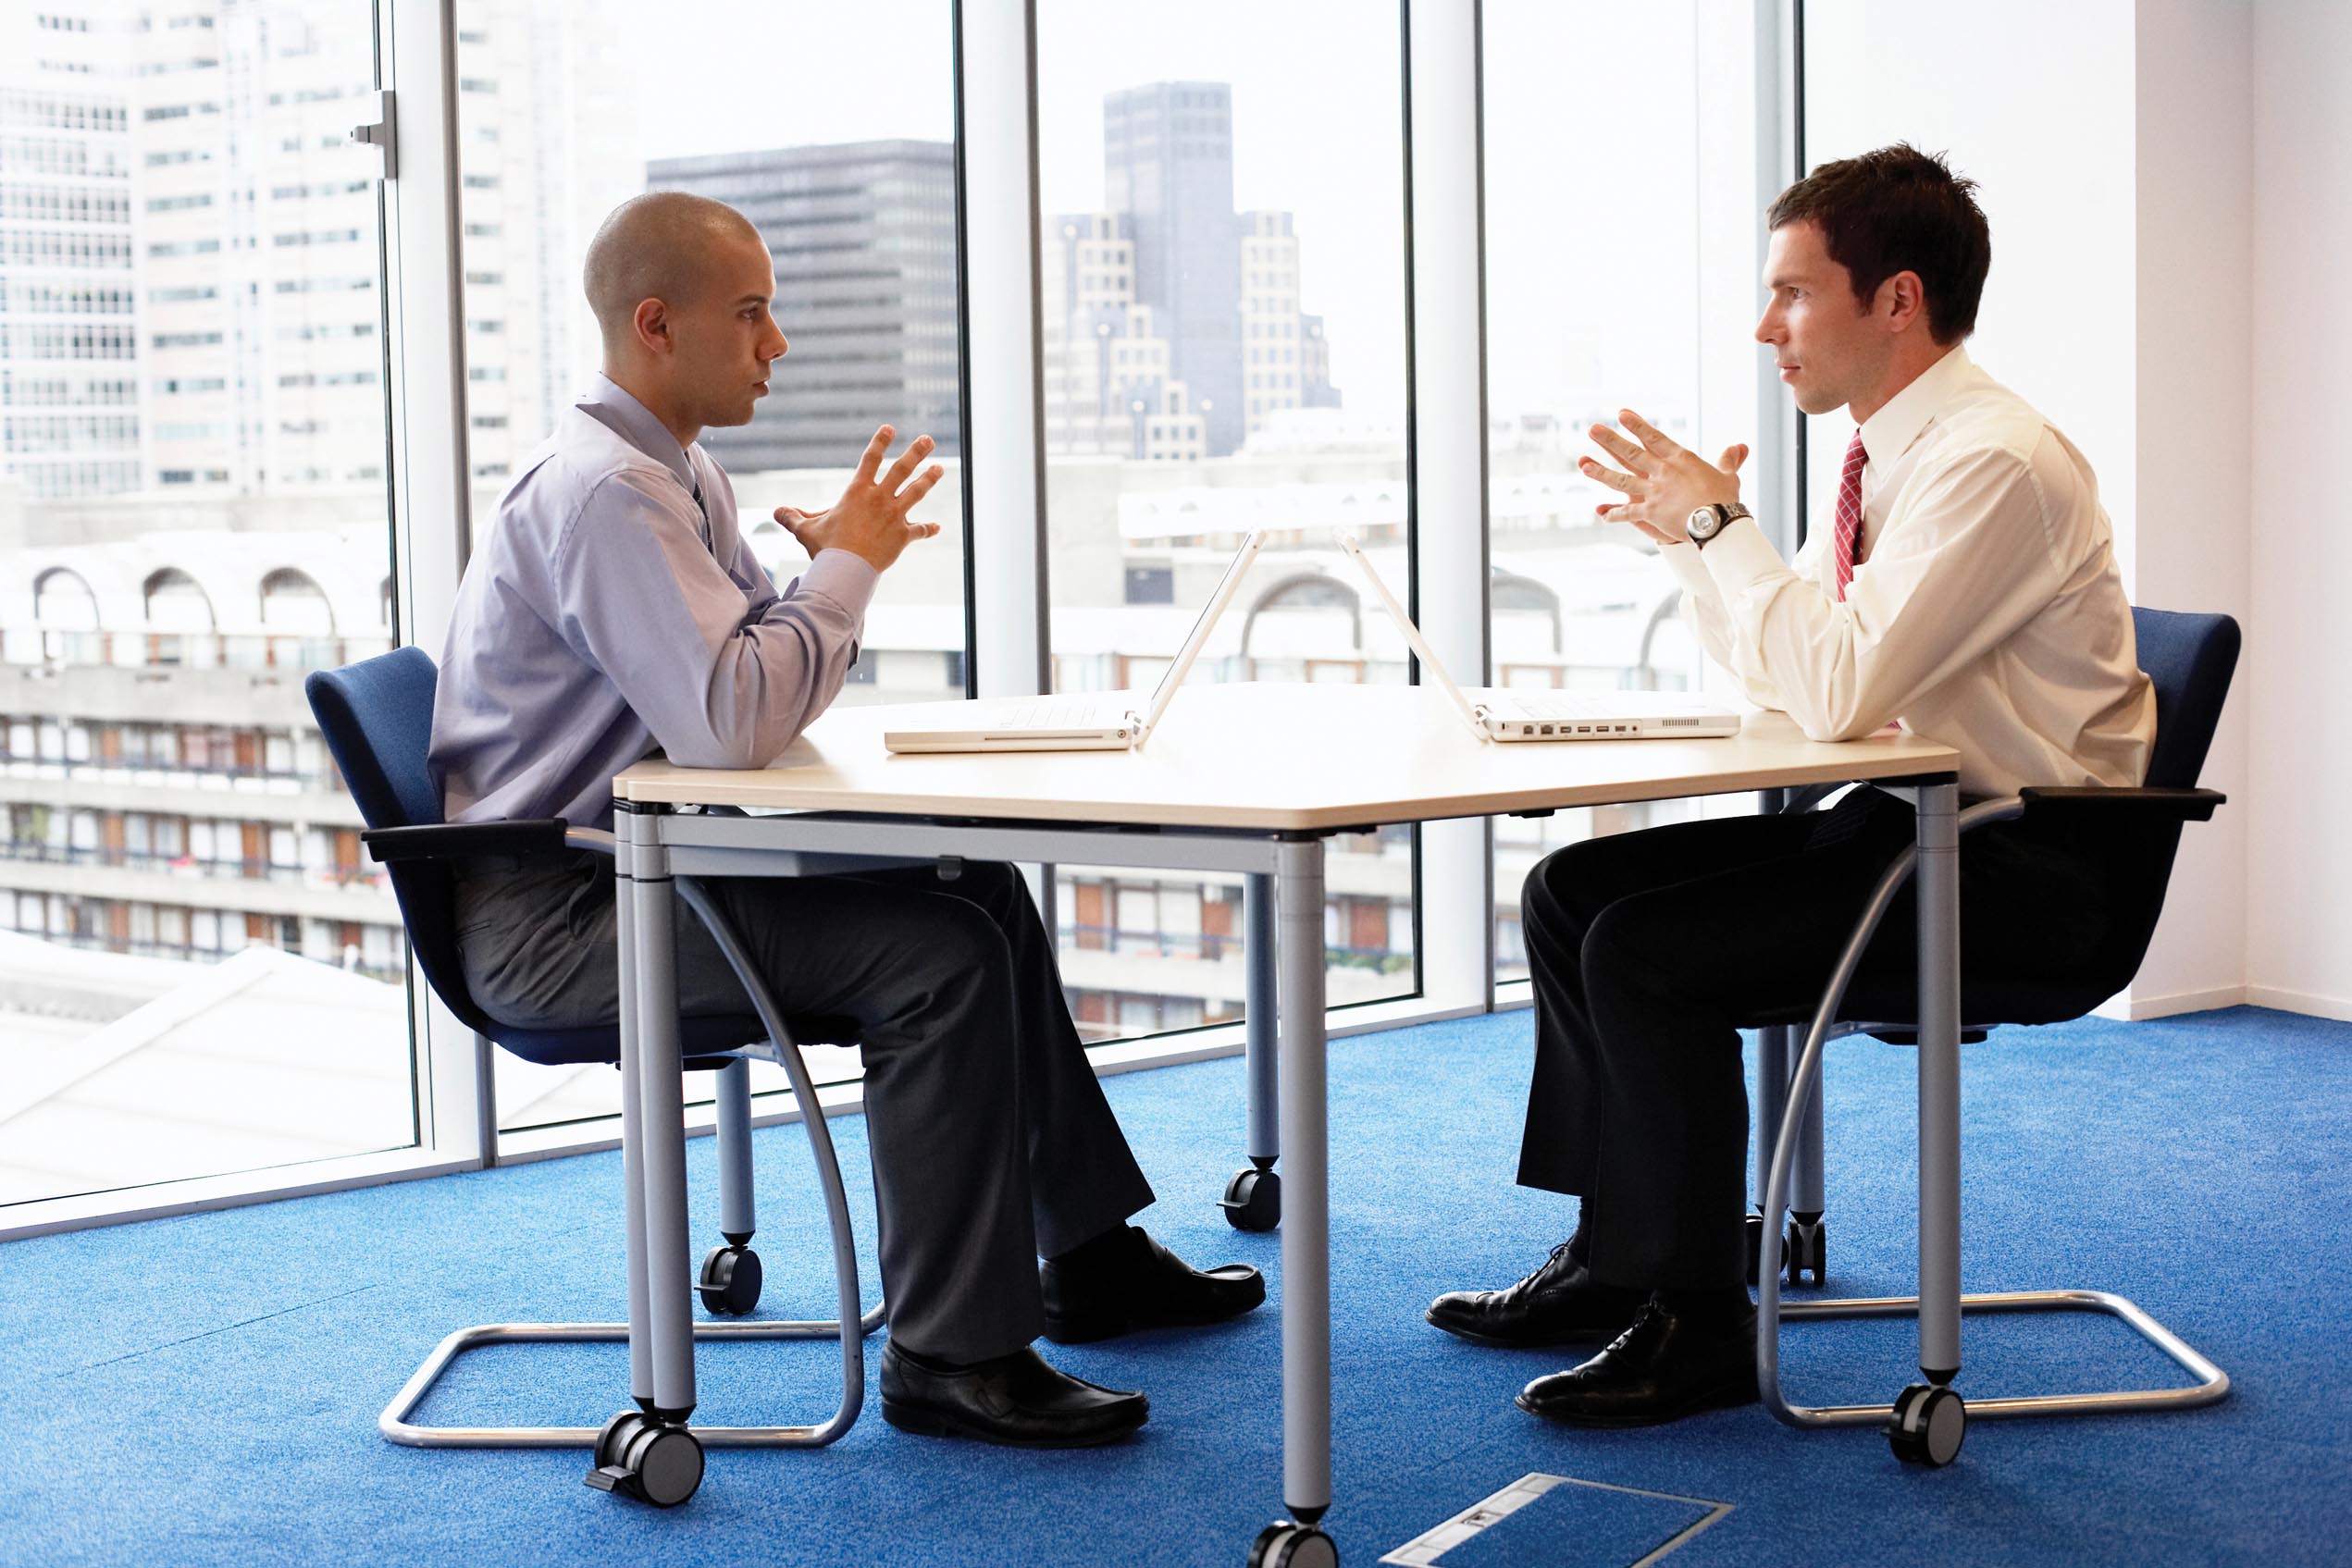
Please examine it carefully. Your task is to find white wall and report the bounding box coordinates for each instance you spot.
[1801,0,2139,551]
[2126,0,2253,1015]
[1800,0,2352,1019]
[2247,0,2352,1019]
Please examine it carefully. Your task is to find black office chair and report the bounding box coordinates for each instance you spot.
[306,647,881,1506]
[1750,606,2238,1466]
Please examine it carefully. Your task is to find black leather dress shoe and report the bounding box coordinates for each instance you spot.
[1515,1298,1759,1426]
[1425,1242,1646,1348]
[1040,1226,1266,1344]
[879,1341,1148,1448]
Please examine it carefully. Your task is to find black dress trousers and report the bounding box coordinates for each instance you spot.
[1514,786,2117,1292]
[456,855,1157,1364]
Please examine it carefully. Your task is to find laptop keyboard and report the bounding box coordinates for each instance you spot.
[994,699,1114,729]
[1504,695,1622,721]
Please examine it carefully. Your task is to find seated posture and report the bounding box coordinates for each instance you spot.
[1428,146,2155,1426]
[431,192,1261,1449]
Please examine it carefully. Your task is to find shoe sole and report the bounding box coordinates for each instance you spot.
[1422,1306,1617,1351]
[880,1394,1147,1449]
[1514,1379,1759,1428]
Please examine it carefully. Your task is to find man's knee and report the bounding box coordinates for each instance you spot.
[1580,898,1682,1009]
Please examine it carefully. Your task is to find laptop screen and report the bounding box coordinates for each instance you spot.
[1135,530,1268,735]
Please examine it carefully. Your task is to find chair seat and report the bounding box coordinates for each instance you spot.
[489,1013,861,1068]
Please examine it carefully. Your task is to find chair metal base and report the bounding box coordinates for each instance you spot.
[1758,789,2229,1459]
[380,1303,888,1449]
[1764,1288,2229,1429]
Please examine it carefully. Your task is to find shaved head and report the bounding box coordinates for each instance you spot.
[583,191,765,356]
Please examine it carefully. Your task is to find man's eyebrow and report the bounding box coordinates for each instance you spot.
[732,292,771,307]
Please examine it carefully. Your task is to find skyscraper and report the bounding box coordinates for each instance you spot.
[1103,81,1243,457]
[650,140,960,475]
[0,6,139,502]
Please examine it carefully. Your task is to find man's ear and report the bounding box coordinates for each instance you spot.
[1878,269,1927,335]
[631,296,672,356]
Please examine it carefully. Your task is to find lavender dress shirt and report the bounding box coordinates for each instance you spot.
[429,374,877,829]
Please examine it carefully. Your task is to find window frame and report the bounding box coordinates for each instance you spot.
[4,0,1798,1235]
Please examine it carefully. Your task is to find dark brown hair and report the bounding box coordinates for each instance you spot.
[1767,143,1990,345]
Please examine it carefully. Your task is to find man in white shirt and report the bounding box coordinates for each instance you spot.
[433,192,1263,1453]
[1426,145,2154,1427]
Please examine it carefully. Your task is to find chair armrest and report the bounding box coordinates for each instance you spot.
[362,819,568,863]
[2014,786,2225,824]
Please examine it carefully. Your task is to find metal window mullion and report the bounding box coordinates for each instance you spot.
[1754,0,1805,557]
[1405,0,1494,1014]
[380,0,487,1166]
[954,0,1047,700]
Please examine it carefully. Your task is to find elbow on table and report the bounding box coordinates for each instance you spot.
[1787,699,1887,746]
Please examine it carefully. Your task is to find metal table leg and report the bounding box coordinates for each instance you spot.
[1913,780,1962,1384]
[1275,837,1331,1533]
[629,840,699,1424]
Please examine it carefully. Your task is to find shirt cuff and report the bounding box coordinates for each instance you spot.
[795,548,881,620]
[1657,537,1716,599]
[1695,516,1790,599]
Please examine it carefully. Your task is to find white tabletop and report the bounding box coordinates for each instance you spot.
[614,683,1959,833]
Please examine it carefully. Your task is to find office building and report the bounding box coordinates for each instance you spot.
[1102,80,1245,456]
[648,140,961,475]
[0,6,139,501]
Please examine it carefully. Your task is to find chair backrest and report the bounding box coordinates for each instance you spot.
[304,646,445,832]
[1989,605,2240,1021]
[303,648,503,1038]
[2131,607,2242,792]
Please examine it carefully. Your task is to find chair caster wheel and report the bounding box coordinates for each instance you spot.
[1742,1211,1764,1287]
[1785,1216,1826,1287]
[586,1412,704,1506]
[1219,1166,1281,1232]
[1249,1519,1338,1568]
[1887,1382,1965,1467]
[698,1243,762,1315]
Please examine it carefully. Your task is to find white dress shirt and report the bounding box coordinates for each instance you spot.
[1661,346,2154,800]
[430,374,878,829]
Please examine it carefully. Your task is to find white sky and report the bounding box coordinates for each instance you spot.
[630,0,1762,434]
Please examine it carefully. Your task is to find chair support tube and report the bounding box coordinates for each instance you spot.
[675,873,868,1448]
[1245,870,1280,1164]
[1756,795,2225,1433]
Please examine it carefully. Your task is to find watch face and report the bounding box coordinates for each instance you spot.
[1688,505,1717,538]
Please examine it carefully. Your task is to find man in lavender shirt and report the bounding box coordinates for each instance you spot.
[430,192,1261,1450]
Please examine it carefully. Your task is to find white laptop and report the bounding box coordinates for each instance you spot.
[1334,530,1743,743]
[884,530,1268,754]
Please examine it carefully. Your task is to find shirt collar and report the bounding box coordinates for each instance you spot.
[1858,343,1974,468]
[581,372,699,494]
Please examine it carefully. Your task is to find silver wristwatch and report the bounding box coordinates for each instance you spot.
[1685,501,1752,549]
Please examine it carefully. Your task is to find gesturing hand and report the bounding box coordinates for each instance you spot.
[1578,409,1747,547]
[774,426,946,574]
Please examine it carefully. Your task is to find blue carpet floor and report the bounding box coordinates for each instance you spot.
[2,1005,2346,1567]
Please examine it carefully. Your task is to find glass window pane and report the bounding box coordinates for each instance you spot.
[1482,0,1763,984]
[452,0,963,1132]
[1038,1,1415,1043]
[0,0,416,1209]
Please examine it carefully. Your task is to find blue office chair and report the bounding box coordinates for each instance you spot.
[306,647,880,1506]
[1751,607,2238,1466]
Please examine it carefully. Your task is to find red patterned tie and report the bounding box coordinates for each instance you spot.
[1831,430,1867,601]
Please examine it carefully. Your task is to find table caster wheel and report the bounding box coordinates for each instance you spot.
[586,1412,704,1506]
[1219,1166,1281,1232]
[1887,1382,1965,1468]
[1249,1519,1338,1568]
[1742,1211,1765,1286]
[1785,1216,1826,1287]
[698,1242,762,1315]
